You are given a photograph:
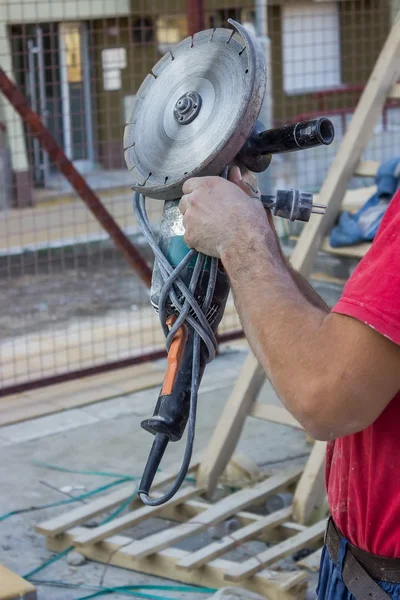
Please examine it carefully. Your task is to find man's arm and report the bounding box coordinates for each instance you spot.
[222,233,400,440]
[287,266,329,311]
[231,165,330,313]
[179,176,400,441]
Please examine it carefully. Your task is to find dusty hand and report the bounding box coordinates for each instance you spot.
[179,169,269,258]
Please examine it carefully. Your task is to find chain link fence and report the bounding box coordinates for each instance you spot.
[0,0,398,391]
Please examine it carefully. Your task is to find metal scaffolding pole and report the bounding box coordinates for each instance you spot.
[0,66,152,288]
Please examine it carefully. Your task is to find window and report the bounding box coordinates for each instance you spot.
[156,15,187,55]
[132,17,154,45]
[282,2,342,95]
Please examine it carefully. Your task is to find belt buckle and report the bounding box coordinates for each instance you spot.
[324,516,332,545]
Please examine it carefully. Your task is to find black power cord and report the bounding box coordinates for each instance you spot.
[132,186,222,506]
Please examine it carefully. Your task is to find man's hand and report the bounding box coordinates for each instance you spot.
[178,169,272,259]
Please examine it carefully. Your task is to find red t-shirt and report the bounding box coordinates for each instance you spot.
[327,188,400,558]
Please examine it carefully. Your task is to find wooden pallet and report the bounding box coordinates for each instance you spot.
[37,465,327,600]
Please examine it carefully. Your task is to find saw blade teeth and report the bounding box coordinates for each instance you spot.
[136,73,156,102]
[151,51,174,77]
[193,28,215,45]
[123,124,135,151]
[131,166,147,186]
[226,29,235,44]
[124,147,138,172]
[171,35,194,57]
[212,28,236,45]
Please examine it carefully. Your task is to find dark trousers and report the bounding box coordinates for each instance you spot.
[317,538,400,599]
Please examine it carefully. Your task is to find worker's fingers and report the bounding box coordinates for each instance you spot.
[228,166,243,186]
[178,194,190,215]
[228,165,260,198]
[182,177,202,195]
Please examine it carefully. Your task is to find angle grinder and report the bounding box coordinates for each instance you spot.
[124,20,334,505]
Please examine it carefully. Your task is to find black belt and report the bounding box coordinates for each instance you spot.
[325,518,400,600]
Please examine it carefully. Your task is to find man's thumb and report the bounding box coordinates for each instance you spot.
[182,177,201,195]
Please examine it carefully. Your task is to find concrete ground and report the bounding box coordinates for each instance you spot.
[0,344,320,600]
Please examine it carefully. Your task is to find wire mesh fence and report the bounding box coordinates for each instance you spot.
[0,0,398,391]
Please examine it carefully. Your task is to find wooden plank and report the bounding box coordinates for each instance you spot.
[196,352,266,496]
[121,467,302,559]
[47,527,308,600]
[354,160,379,178]
[36,467,198,537]
[74,486,202,546]
[292,441,327,525]
[388,82,400,99]
[321,237,372,259]
[224,519,326,582]
[158,497,305,542]
[0,565,36,600]
[250,403,304,429]
[176,506,293,569]
[297,547,323,572]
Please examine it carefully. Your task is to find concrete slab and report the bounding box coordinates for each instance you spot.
[0,409,99,443]
[0,348,319,600]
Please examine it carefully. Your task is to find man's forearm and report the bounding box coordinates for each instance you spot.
[287,265,330,312]
[221,230,331,437]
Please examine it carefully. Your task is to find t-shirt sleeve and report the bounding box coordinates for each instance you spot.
[331,189,400,346]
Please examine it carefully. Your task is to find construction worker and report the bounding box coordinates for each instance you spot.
[179,167,400,600]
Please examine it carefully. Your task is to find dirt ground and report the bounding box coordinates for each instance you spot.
[0,248,152,339]
[0,239,348,341]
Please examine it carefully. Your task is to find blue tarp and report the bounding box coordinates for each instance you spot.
[330,156,400,248]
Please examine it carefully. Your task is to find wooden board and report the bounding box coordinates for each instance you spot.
[321,237,372,259]
[176,506,293,569]
[74,485,202,546]
[140,492,305,543]
[389,82,400,99]
[0,565,36,600]
[36,467,198,538]
[224,519,326,582]
[353,160,379,178]
[292,441,327,525]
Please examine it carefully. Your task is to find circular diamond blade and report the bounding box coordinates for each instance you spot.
[124,20,266,200]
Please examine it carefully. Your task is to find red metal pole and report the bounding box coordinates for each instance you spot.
[0,67,152,288]
[187,0,206,36]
